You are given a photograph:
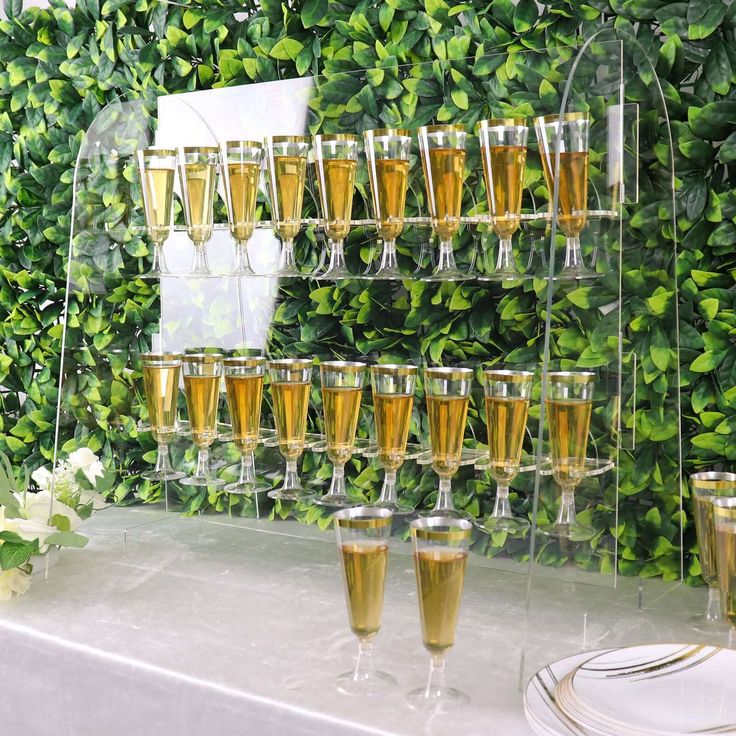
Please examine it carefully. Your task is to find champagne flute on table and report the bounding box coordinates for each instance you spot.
[690,473,736,630]
[141,352,184,481]
[316,361,366,508]
[713,497,736,648]
[178,146,219,276]
[535,113,591,277]
[314,133,359,279]
[541,371,595,541]
[137,148,176,277]
[264,136,309,276]
[422,367,473,520]
[267,358,313,501]
[479,369,533,535]
[408,516,472,709]
[370,364,417,515]
[363,128,411,280]
[221,140,263,276]
[333,506,396,695]
[477,118,528,279]
[223,356,269,495]
[181,353,225,487]
[417,125,467,281]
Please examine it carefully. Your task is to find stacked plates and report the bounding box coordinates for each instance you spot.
[524,644,736,735]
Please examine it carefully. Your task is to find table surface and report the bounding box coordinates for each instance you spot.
[0,505,725,736]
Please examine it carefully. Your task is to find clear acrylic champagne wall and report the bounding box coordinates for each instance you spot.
[57,35,682,597]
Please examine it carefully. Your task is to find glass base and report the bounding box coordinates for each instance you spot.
[224,479,271,495]
[337,669,396,697]
[140,267,170,279]
[313,493,360,509]
[537,520,595,542]
[423,267,466,282]
[406,685,469,710]
[180,475,225,487]
[477,269,526,282]
[689,613,728,633]
[317,265,352,280]
[267,488,314,502]
[372,500,415,516]
[418,507,472,521]
[372,266,405,281]
[479,515,530,535]
[141,469,185,482]
[276,264,303,277]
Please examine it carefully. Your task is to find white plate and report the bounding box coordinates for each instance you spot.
[563,644,736,736]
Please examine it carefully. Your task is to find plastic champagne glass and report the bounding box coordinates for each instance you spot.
[712,497,736,649]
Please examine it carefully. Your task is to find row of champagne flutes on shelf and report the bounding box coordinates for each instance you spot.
[138,113,595,283]
[143,352,599,541]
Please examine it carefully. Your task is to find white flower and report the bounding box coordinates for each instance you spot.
[13,491,81,534]
[31,466,53,492]
[77,488,109,511]
[0,568,31,601]
[67,449,105,484]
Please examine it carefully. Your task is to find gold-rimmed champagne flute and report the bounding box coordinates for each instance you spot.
[333,506,396,695]
[477,118,528,279]
[268,358,313,501]
[316,361,366,508]
[422,367,473,519]
[181,353,225,486]
[141,352,185,481]
[542,370,595,540]
[221,140,263,276]
[479,369,533,535]
[370,364,417,515]
[137,148,176,277]
[264,135,309,276]
[178,146,219,276]
[363,128,411,280]
[408,516,471,709]
[713,497,736,648]
[313,133,359,279]
[223,356,269,495]
[417,125,467,281]
[535,113,591,277]
[690,473,736,630]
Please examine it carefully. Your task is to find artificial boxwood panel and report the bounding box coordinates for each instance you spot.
[0,0,733,583]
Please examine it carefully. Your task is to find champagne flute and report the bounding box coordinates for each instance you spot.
[264,136,309,276]
[370,363,417,515]
[314,133,359,279]
[363,128,411,280]
[178,146,219,276]
[316,361,366,508]
[141,352,185,481]
[221,140,263,276]
[712,497,736,648]
[408,516,472,709]
[267,358,313,501]
[535,113,591,277]
[333,506,396,695]
[137,148,176,277]
[477,119,528,278]
[417,125,467,281]
[223,356,269,495]
[422,367,473,520]
[690,472,736,630]
[541,371,595,541]
[479,369,533,534]
[181,353,225,486]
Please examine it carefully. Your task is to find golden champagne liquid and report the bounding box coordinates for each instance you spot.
[143,364,179,443]
[415,546,467,654]
[142,168,174,244]
[183,374,220,448]
[183,162,216,244]
[225,374,263,454]
[427,395,469,478]
[546,398,592,489]
[340,540,388,639]
[373,393,413,471]
[694,494,719,585]
[485,395,529,484]
[273,155,307,240]
[227,162,259,243]
[716,522,736,626]
[271,381,310,460]
[422,147,466,240]
[482,145,526,238]
[320,158,356,240]
[369,158,409,241]
[540,150,589,237]
[323,386,362,465]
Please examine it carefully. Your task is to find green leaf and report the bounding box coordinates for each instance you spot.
[513,0,537,32]
[301,0,327,28]
[44,531,88,549]
[0,540,37,570]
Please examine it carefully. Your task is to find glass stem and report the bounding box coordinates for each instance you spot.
[491,484,512,519]
[327,239,346,271]
[424,653,448,699]
[379,239,398,271]
[154,443,174,474]
[279,239,296,270]
[556,489,577,527]
[352,638,377,683]
[328,462,346,498]
[563,235,584,272]
[194,447,210,479]
[233,242,253,274]
[495,237,517,274]
[705,585,722,622]
[282,458,301,492]
[379,469,398,504]
[436,239,457,272]
[152,241,169,274]
[239,451,257,486]
[434,476,456,513]
[190,242,210,274]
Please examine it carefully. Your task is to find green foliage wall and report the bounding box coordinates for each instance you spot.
[0,0,734,582]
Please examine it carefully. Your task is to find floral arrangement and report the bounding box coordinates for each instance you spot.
[0,448,110,600]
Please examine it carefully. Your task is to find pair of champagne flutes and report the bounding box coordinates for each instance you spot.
[690,472,736,642]
[334,508,472,708]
